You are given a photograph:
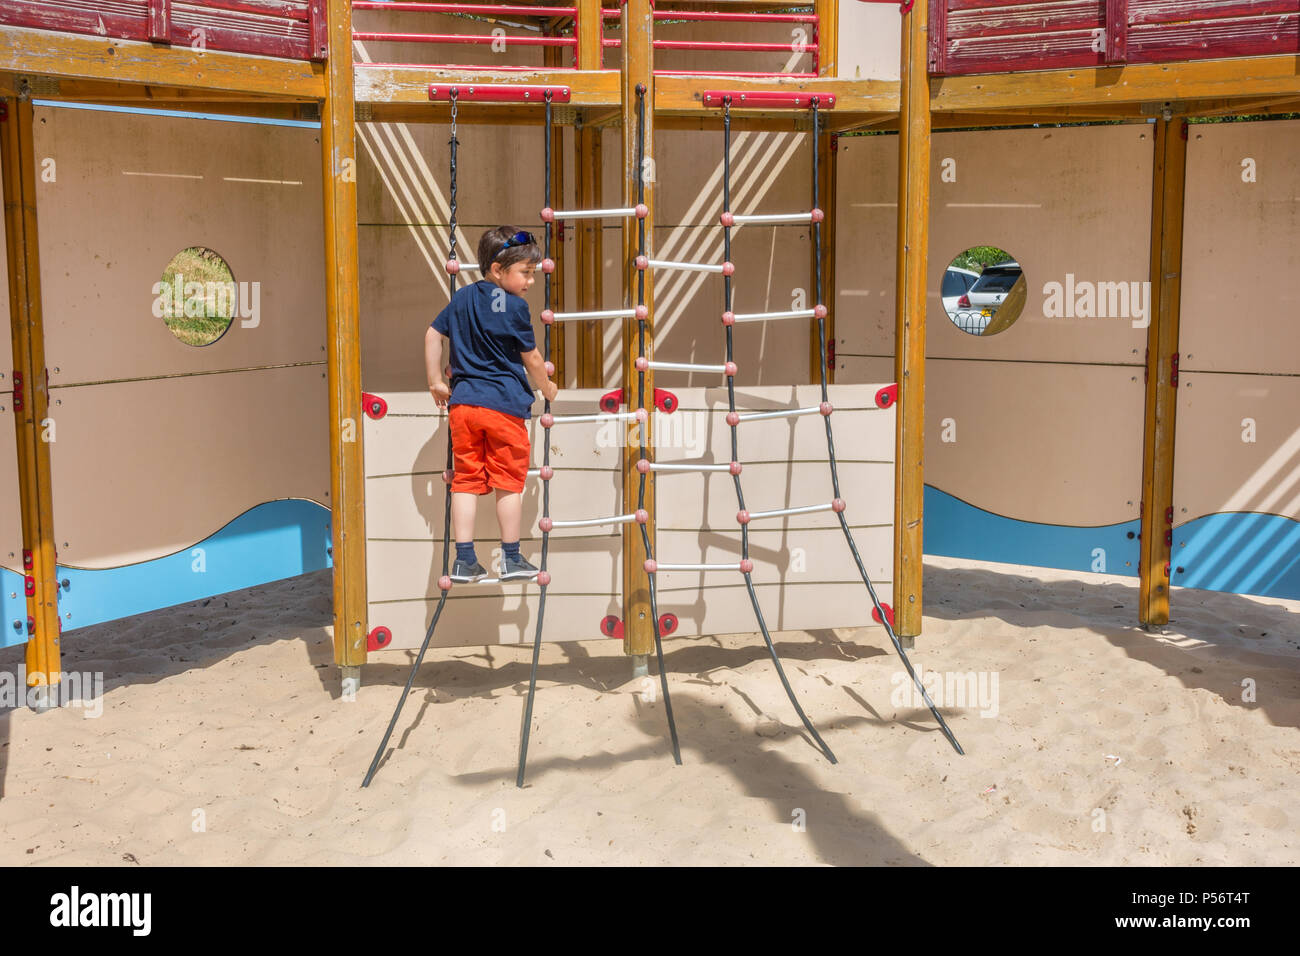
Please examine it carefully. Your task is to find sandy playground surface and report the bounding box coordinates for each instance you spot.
[0,556,1296,866]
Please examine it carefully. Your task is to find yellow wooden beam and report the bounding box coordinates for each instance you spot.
[893,0,930,643]
[815,0,838,78]
[621,0,654,660]
[320,1,368,674]
[932,55,1300,114]
[354,66,620,106]
[0,26,324,99]
[1138,116,1187,628]
[576,0,603,71]
[2,96,61,700]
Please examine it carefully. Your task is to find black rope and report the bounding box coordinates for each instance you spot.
[362,88,462,788]
[808,98,963,756]
[722,96,836,764]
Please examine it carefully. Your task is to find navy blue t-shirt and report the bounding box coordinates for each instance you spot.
[431,280,537,420]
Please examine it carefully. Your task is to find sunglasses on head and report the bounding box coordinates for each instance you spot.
[492,231,536,261]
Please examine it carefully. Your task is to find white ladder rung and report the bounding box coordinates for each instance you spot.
[548,206,639,220]
[646,259,725,274]
[551,308,636,321]
[654,563,743,572]
[728,211,820,225]
[549,513,639,529]
[545,410,640,425]
[642,461,732,473]
[643,360,732,374]
[736,405,824,423]
[745,502,837,521]
[731,308,815,323]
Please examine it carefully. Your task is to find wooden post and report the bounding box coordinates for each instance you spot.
[320,0,368,678]
[1138,115,1187,627]
[621,0,654,658]
[544,36,567,383]
[893,0,931,643]
[576,0,603,70]
[575,123,604,386]
[2,96,61,704]
[814,0,838,77]
[811,129,837,383]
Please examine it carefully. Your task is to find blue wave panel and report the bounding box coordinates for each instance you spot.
[2,566,28,647]
[1,499,332,649]
[1174,512,1300,600]
[923,486,1141,577]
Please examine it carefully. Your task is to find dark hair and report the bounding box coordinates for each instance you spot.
[477,226,542,274]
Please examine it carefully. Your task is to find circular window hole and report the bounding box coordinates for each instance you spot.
[942,246,1026,336]
[157,247,236,347]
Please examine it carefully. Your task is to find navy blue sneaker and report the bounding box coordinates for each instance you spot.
[501,552,539,580]
[450,558,488,583]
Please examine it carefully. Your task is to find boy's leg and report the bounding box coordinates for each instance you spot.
[451,492,480,545]
[495,489,522,542]
[449,405,490,549]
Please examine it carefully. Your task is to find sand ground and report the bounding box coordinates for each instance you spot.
[1,556,1295,866]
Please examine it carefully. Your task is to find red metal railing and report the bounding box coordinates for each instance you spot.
[930,0,1300,76]
[351,1,823,77]
[0,0,327,61]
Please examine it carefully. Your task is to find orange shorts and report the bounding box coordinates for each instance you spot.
[449,404,530,495]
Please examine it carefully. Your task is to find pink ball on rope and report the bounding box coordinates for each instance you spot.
[635,407,648,424]
[438,575,453,591]
[635,305,649,321]
[445,259,460,275]
[544,361,555,375]
[725,411,740,427]
[635,509,649,524]
[813,304,828,319]
[739,559,754,574]
[721,311,736,326]
[539,516,553,533]
[540,309,555,325]
[540,412,554,428]
[819,401,833,416]
[540,258,555,274]
[737,509,750,525]
[539,465,554,480]
[723,361,738,377]
[635,203,649,219]
[636,458,651,474]
[635,357,649,372]
[536,570,551,586]
[442,469,453,484]
[644,559,657,574]
[729,460,743,476]
[721,261,735,277]
[810,207,825,223]
[540,207,555,223]
[635,255,648,270]
[719,211,735,228]
[831,497,847,513]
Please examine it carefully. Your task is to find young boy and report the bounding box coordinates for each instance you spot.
[426,226,559,582]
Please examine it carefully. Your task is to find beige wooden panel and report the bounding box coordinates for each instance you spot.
[656,384,895,462]
[367,537,620,603]
[656,461,893,530]
[1173,372,1300,522]
[48,366,328,568]
[654,128,813,227]
[650,580,894,640]
[922,360,1144,526]
[0,390,20,573]
[34,106,325,386]
[1181,120,1300,376]
[655,525,892,585]
[839,2,901,81]
[836,124,1153,365]
[370,593,619,650]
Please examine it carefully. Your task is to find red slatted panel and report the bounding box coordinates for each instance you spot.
[0,0,320,60]
[932,0,1300,74]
